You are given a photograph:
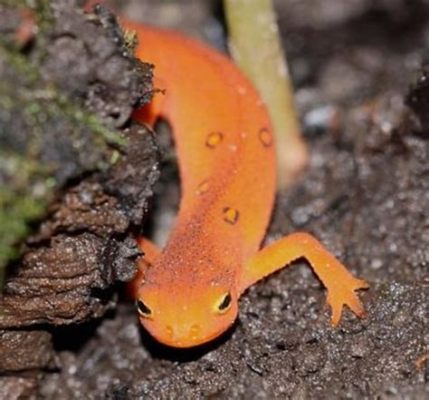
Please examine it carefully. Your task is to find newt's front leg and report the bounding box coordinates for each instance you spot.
[239,232,369,326]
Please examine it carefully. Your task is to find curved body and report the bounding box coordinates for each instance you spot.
[126,21,368,348]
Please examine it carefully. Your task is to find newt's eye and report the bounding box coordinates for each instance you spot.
[215,292,232,314]
[136,299,152,318]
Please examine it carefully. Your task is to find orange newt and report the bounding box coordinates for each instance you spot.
[124,20,369,348]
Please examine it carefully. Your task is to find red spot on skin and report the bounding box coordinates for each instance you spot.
[206,132,223,148]
[223,207,239,225]
[258,128,273,147]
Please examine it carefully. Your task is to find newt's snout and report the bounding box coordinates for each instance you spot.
[140,315,234,349]
[159,323,202,347]
[165,323,199,339]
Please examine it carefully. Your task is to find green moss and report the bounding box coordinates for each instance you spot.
[0,189,48,258]
[68,103,128,149]
[0,153,53,288]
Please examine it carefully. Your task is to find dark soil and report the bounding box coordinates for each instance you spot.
[1,0,428,399]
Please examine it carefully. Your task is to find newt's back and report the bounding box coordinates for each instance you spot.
[130,22,277,260]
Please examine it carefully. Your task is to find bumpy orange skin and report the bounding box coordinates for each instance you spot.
[125,21,368,348]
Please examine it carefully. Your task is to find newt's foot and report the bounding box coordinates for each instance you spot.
[326,278,369,326]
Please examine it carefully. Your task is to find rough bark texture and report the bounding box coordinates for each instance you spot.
[0,0,154,277]
[0,0,159,392]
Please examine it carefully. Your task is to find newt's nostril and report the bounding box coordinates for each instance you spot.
[189,324,200,339]
[166,325,173,338]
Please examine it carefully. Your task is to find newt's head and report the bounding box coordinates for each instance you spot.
[135,265,239,348]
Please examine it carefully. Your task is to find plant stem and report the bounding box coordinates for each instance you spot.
[224,0,308,188]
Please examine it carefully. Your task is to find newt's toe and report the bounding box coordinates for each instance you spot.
[327,279,369,326]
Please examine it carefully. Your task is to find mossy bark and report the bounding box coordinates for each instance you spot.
[0,0,151,288]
